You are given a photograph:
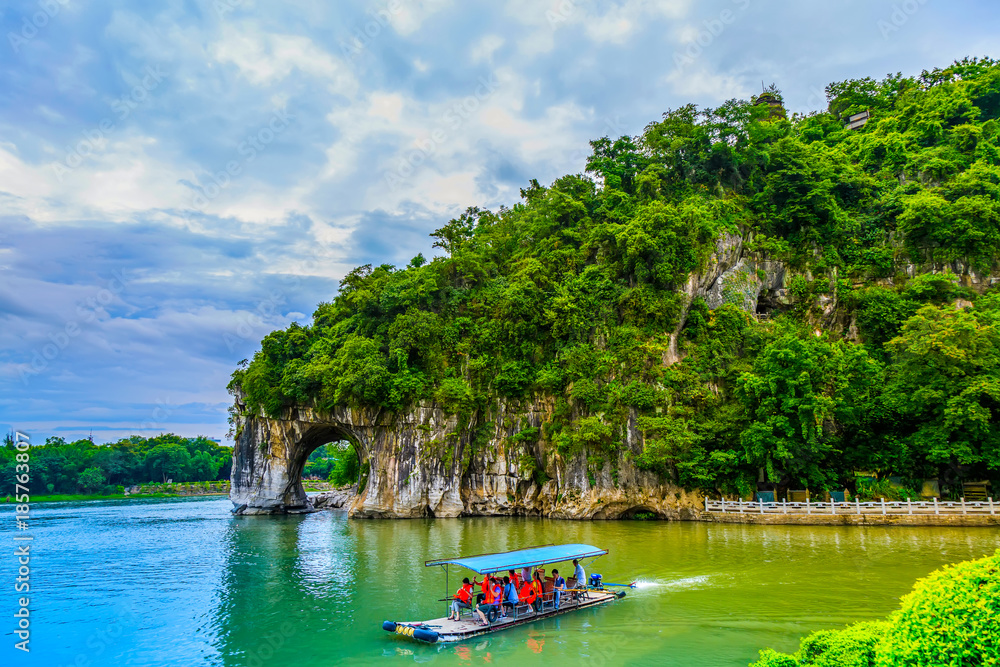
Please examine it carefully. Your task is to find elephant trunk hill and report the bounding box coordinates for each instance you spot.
[229,58,1000,517]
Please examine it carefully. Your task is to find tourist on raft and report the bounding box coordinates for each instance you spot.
[573,559,586,600]
[501,576,519,617]
[475,577,503,626]
[531,571,545,612]
[448,577,474,621]
[552,568,566,609]
[473,573,494,604]
[518,576,537,613]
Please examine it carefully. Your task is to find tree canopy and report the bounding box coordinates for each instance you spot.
[231,58,1000,496]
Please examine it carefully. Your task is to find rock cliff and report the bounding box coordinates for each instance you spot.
[229,230,998,518]
[230,231,770,518]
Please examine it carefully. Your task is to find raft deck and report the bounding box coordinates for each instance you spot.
[391,589,621,642]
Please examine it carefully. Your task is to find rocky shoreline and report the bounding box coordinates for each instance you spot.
[298,487,999,527]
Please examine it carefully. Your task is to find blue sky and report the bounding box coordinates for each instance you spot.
[1,0,998,444]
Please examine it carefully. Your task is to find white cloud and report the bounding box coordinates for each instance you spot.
[471,34,505,63]
[211,24,357,94]
[387,0,454,36]
[663,65,749,101]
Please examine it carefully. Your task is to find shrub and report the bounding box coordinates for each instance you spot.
[876,549,1000,666]
[750,649,800,667]
[750,621,888,667]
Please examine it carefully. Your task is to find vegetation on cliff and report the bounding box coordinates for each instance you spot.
[230,58,1000,497]
[750,549,1000,666]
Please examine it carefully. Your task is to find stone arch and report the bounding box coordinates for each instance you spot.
[619,505,663,520]
[229,406,370,514]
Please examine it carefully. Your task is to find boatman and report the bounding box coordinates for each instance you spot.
[573,559,586,601]
[449,578,474,621]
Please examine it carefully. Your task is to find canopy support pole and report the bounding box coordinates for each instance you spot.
[445,564,449,617]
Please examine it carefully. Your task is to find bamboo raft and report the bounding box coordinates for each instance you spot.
[382,543,628,644]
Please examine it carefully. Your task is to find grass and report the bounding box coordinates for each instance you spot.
[3,491,229,504]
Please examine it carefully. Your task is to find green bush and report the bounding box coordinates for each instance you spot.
[750,621,888,667]
[751,649,800,667]
[327,442,360,487]
[876,549,1000,666]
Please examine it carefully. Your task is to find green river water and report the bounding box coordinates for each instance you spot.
[4,496,998,666]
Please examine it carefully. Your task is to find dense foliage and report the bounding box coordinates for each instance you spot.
[231,58,1000,496]
[1,433,232,496]
[750,550,1000,666]
[303,441,358,487]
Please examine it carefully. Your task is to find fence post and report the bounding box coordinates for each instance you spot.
[881,497,886,515]
[831,498,836,515]
[705,496,709,512]
[961,497,966,515]
[990,497,995,516]
[759,498,764,515]
[934,497,939,515]
[855,496,860,515]
[722,497,726,513]
[907,498,912,515]
[739,497,743,514]
[806,498,810,515]
[782,498,787,515]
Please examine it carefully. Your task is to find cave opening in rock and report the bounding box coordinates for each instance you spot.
[620,505,662,520]
[290,425,367,506]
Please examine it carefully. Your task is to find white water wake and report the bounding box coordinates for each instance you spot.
[632,575,712,590]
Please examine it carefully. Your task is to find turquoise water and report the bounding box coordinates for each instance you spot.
[2,497,997,666]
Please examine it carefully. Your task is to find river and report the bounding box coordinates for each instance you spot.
[2,496,997,666]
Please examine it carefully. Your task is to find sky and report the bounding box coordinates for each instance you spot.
[1,0,998,445]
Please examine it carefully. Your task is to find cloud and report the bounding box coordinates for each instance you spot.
[210,23,358,94]
[3,0,999,441]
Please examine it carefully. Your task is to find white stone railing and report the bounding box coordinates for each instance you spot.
[705,497,997,516]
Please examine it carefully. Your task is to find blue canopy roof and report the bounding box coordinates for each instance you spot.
[425,543,607,574]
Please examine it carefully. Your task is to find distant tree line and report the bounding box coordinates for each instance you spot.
[1,433,233,496]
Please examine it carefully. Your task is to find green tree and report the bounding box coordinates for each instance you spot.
[145,443,192,483]
[77,466,107,494]
[884,303,1000,475]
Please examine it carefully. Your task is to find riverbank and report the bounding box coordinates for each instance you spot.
[9,480,233,503]
[23,491,229,503]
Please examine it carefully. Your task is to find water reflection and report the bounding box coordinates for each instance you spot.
[197,506,998,666]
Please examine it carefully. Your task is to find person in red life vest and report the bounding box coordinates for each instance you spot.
[518,577,536,613]
[508,569,521,589]
[448,577,474,621]
[473,574,492,605]
[531,570,545,612]
[475,576,503,626]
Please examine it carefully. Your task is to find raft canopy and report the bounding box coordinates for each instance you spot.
[425,543,607,574]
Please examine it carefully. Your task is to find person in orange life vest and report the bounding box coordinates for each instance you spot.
[448,577,474,621]
[473,574,492,605]
[518,577,536,612]
[475,577,503,626]
[508,569,521,589]
[531,570,545,612]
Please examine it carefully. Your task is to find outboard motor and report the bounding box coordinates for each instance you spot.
[589,573,603,590]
